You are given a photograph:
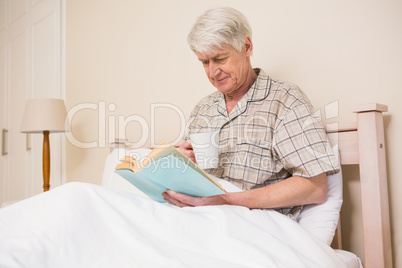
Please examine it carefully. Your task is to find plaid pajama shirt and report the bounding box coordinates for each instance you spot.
[186,69,339,217]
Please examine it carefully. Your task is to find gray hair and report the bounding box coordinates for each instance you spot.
[187,7,252,54]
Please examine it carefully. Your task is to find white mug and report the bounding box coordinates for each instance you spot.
[189,131,219,169]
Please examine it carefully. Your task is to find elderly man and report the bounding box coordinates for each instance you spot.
[162,7,338,219]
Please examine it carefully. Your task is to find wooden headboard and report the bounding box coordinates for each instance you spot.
[327,103,392,268]
[110,103,393,268]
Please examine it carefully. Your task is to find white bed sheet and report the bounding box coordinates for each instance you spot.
[0,182,348,268]
[102,148,363,268]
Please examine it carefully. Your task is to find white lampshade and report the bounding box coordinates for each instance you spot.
[20,98,70,133]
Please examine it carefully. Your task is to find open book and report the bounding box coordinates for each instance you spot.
[114,144,225,203]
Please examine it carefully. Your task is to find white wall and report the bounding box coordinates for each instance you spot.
[66,0,402,265]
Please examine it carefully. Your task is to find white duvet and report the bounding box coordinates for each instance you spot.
[0,182,347,268]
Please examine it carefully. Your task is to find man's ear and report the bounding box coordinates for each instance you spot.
[244,35,253,56]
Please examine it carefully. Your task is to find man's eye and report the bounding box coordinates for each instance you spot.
[216,57,228,63]
[202,61,209,66]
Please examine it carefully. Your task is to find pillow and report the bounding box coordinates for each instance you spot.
[297,145,343,245]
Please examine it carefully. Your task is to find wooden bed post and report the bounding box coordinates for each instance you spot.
[352,103,393,268]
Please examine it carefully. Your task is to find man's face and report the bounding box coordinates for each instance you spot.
[196,43,251,96]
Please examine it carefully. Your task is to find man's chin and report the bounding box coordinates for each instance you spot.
[215,86,232,94]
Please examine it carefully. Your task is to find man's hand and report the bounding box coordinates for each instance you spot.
[162,190,230,208]
[162,173,328,209]
[178,140,196,163]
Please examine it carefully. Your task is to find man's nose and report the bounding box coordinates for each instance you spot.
[208,62,221,77]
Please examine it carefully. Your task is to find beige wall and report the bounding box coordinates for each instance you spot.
[66,0,402,265]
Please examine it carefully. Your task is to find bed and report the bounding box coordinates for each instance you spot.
[0,103,393,268]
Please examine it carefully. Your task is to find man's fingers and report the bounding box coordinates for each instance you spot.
[162,190,229,208]
[162,191,194,207]
[167,190,198,206]
[179,140,193,150]
[178,141,196,163]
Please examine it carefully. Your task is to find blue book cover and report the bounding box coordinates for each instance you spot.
[115,146,225,203]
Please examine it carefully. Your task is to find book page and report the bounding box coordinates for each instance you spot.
[117,156,139,173]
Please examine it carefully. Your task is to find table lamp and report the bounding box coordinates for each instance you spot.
[20,99,70,192]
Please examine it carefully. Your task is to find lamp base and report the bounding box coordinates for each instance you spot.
[43,130,50,192]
